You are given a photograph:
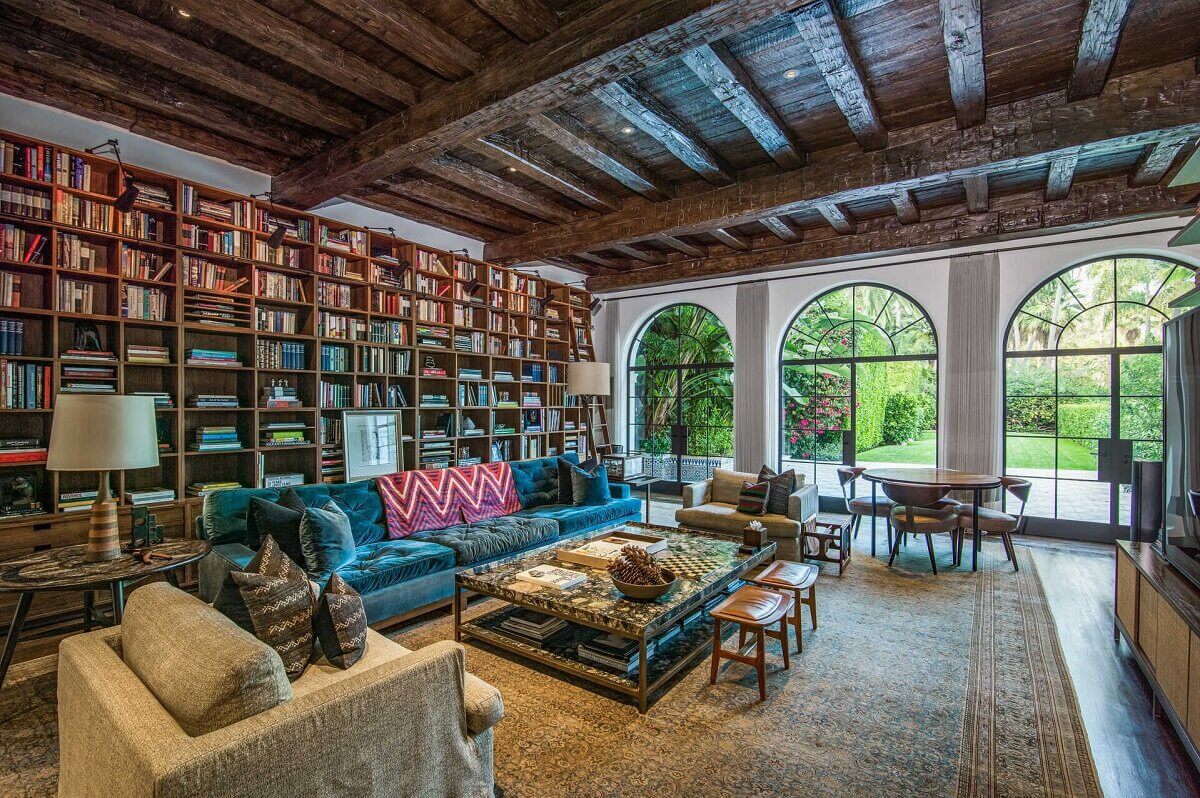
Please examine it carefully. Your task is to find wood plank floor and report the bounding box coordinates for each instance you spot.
[645,493,1200,798]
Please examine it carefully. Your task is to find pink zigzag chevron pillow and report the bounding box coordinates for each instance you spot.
[377,462,522,539]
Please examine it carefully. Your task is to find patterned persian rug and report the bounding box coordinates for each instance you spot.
[0,543,1101,798]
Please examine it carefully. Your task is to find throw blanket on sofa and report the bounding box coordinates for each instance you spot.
[378,462,522,538]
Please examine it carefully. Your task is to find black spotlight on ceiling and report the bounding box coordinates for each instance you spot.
[85,139,139,212]
[251,193,287,248]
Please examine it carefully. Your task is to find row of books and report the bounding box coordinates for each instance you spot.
[369,319,407,346]
[1,140,54,182]
[316,280,353,309]
[1,223,47,264]
[57,277,97,314]
[0,319,26,355]
[319,226,367,255]
[255,210,310,242]
[181,223,250,257]
[254,307,298,334]
[257,339,306,370]
[255,241,305,268]
[1,182,51,220]
[258,271,305,302]
[318,312,367,341]
[317,253,364,280]
[183,186,251,227]
[184,255,245,293]
[0,361,50,409]
[121,284,170,321]
[120,247,171,281]
[0,271,34,309]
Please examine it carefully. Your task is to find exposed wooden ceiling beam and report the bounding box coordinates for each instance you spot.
[760,216,801,241]
[711,228,750,250]
[469,0,558,42]
[541,256,601,276]
[586,176,1193,292]
[575,251,623,269]
[891,190,920,224]
[1131,139,1190,187]
[4,0,360,137]
[938,0,986,129]
[309,0,481,81]
[1046,153,1079,201]
[176,0,417,110]
[1068,0,1134,101]
[681,41,805,169]
[484,61,1200,263]
[527,110,670,200]
[272,0,798,206]
[657,235,706,256]
[963,174,989,213]
[791,0,887,150]
[594,79,735,185]
[816,202,854,234]
[422,155,574,223]
[610,244,665,263]
[469,135,617,211]
[348,188,504,240]
[375,177,534,234]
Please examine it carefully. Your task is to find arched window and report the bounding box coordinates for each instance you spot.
[627,304,733,489]
[1004,256,1196,529]
[780,284,938,493]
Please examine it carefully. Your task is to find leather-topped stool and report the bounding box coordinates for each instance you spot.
[748,560,818,652]
[708,585,794,701]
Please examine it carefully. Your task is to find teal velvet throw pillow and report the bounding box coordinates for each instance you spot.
[570,464,610,507]
[299,502,357,578]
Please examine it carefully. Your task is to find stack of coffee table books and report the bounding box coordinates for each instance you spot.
[498,609,572,649]
[577,633,657,675]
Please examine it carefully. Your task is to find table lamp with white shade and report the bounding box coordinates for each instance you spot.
[47,395,159,561]
[567,361,611,462]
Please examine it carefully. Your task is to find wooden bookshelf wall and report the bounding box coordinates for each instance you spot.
[0,128,598,524]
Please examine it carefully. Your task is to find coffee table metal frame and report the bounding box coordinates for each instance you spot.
[454,522,775,713]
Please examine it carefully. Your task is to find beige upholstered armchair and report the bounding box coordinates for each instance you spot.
[675,468,819,560]
[57,583,502,798]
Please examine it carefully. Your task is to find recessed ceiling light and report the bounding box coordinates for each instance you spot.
[784,69,799,79]
[621,126,635,135]
[506,166,517,172]
[177,8,191,17]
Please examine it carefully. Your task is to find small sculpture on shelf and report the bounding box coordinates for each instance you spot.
[73,321,104,353]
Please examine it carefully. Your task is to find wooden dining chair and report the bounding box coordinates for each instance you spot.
[837,466,893,549]
[955,476,1029,571]
[882,481,959,574]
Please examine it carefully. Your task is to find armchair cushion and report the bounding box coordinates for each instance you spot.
[121,582,291,737]
[681,479,711,508]
[757,466,798,516]
[712,468,758,505]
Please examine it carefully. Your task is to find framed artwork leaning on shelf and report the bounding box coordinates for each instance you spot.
[342,410,404,481]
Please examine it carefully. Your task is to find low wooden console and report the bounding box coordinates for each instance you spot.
[1114,541,1200,769]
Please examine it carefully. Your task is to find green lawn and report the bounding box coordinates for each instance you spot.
[857,431,1095,471]
[857,431,936,464]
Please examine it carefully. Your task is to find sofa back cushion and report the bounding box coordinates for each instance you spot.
[379,462,522,538]
[510,453,578,508]
[121,582,291,737]
[712,468,759,505]
[203,479,387,548]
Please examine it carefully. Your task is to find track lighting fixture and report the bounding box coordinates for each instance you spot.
[85,139,138,212]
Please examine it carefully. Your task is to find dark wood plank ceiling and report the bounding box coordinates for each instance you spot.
[1,0,1196,289]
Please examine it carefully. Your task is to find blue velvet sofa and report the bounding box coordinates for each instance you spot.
[196,455,642,623]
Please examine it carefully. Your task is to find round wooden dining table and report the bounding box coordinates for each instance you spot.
[861,467,1002,572]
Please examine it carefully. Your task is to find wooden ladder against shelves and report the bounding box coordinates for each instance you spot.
[569,294,612,458]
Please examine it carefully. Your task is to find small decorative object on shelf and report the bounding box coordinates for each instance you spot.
[601,452,645,481]
[742,519,768,554]
[608,545,677,600]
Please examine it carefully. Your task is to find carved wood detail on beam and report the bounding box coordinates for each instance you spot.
[2,0,360,137]
[594,79,735,185]
[657,235,706,257]
[711,228,750,250]
[586,178,1193,291]
[891,190,920,224]
[816,202,854,234]
[528,110,670,200]
[681,41,805,169]
[938,0,985,128]
[422,155,574,223]
[1068,0,1134,101]
[792,0,887,150]
[309,0,481,81]
[469,0,558,42]
[760,216,801,241]
[377,177,534,233]
[1046,153,1079,201]
[469,135,617,210]
[963,174,989,213]
[1130,139,1190,187]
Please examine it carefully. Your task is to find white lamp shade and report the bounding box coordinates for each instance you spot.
[567,361,611,396]
[46,394,160,471]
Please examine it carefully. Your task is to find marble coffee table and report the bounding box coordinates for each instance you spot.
[455,522,775,713]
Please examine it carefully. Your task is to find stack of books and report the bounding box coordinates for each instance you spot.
[186,348,240,367]
[60,348,115,362]
[189,394,238,408]
[58,489,98,512]
[260,422,308,447]
[60,380,116,394]
[125,487,176,505]
[189,426,242,452]
[126,344,170,364]
[261,383,301,408]
[0,437,45,464]
[419,393,450,408]
[187,480,241,497]
[499,609,572,649]
[493,370,514,382]
[263,472,305,489]
[458,367,483,380]
[577,633,656,675]
[132,391,174,408]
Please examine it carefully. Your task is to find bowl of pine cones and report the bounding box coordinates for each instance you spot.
[608,544,677,600]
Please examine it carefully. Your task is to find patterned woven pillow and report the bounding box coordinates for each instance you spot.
[757,466,797,516]
[231,536,316,681]
[313,573,368,669]
[737,480,770,515]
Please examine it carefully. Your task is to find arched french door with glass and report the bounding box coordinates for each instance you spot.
[1004,256,1196,534]
[780,284,938,496]
[627,304,734,493]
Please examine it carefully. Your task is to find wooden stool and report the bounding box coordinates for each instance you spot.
[708,585,794,701]
[748,560,818,653]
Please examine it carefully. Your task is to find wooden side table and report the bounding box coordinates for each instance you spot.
[801,517,852,575]
[0,539,211,689]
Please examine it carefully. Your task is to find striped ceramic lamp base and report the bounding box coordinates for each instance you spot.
[85,471,122,562]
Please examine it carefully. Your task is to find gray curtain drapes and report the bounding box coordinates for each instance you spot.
[735,281,770,471]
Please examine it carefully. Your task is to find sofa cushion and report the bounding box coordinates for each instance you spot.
[511,453,579,508]
[410,515,558,565]
[121,582,291,737]
[514,496,642,537]
[299,502,358,579]
[675,502,801,538]
[336,539,457,595]
[712,468,759,505]
[378,462,522,538]
[326,479,388,545]
[246,489,307,567]
[213,535,299,634]
[737,480,770,515]
[204,481,396,548]
[757,466,798,516]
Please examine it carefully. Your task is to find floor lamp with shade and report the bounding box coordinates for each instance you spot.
[567,361,611,463]
[46,395,159,562]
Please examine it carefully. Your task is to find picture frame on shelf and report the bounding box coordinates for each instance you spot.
[342,410,404,481]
